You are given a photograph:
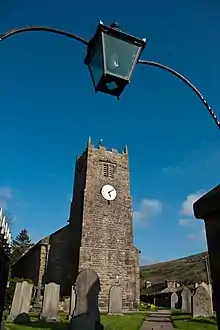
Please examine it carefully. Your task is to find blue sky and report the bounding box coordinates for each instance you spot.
[0,0,220,265]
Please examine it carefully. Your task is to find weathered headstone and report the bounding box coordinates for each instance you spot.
[70,269,103,330]
[7,282,22,321]
[1,321,5,330]
[68,286,76,320]
[170,292,178,309]
[32,285,43,313]
[200,282,212,296]
[16,281,33,324]
[7,281,33,323]
[63,298,70,313]
[200,282,214,313]
[108,286,122,315]
[58,301,64,312]
[181,287,191,313]
[192,285,213,317]
[41,282,60,322]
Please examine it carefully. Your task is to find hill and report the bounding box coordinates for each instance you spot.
[140,251,209,285]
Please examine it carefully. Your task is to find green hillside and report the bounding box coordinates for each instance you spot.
[140,251,209,285]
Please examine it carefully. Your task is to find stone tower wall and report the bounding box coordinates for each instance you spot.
[68,151,88,285]
[70,139,140,311]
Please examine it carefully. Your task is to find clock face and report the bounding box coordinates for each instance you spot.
[101,184,117,201]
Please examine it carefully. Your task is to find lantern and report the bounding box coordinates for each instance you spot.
[84,22,147,98]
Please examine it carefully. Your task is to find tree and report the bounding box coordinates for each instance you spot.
[11,229,33,264]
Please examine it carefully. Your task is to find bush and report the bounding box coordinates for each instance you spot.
[139,302,147,311]
[146,303,156,311]
[4,277,33,311]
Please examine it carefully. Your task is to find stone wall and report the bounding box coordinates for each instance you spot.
[79,247,139,311]
[69,140,139,311]
[39,244,48,285]
[68,151,87,285]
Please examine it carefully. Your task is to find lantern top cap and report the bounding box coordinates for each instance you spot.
[89,21,147,47]
[110,22,120,30]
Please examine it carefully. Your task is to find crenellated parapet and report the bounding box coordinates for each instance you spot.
[87,136,128,155]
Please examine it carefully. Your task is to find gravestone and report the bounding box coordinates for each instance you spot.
[32,285,43,313]
[68,286,76,320]
[58,301,64,312]
[200,282,213,297]
[200,282,214,313]
[69,269,103,330]
[108,286,122,315]
[192,285,213,317]
[1,321,5,330]
[15,281,33,324]
[7,282,22,321]
[64,298,70,313]
[181,287,191,313]
[7,281,33,323]
[41,282,60,322]
[170,292,178,309]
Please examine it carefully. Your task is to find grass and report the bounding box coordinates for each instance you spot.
[3,311,146,330]
[172,311,217,330]
[101,313,146,330]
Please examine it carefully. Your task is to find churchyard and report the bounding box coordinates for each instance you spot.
[2,269,218,330]
[3,312,146,330]
[2,310,218,330]
[1,145,219,329]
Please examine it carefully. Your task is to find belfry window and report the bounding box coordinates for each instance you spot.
[108,164,114,178]
[103,163,108,177]
[103,163,115,178]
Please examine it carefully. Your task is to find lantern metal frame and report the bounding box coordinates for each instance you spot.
[84,22,147,98]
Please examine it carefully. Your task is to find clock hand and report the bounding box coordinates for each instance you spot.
[108,190,114,197]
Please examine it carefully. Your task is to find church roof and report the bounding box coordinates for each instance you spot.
[12,235,50,267]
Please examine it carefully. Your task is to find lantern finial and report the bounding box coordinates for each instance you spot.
[110,22,120,31]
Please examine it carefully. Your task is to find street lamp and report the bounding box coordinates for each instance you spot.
[84,22,146,98]
[0,21,219,129]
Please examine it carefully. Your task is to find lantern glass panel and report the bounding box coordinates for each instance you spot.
[89,39,103,88]
[103,33,141,80]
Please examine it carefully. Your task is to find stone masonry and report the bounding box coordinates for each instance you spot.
[12,138,140,311]
[69,138,140,311]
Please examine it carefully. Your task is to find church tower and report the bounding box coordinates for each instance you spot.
[68,138,140,311]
